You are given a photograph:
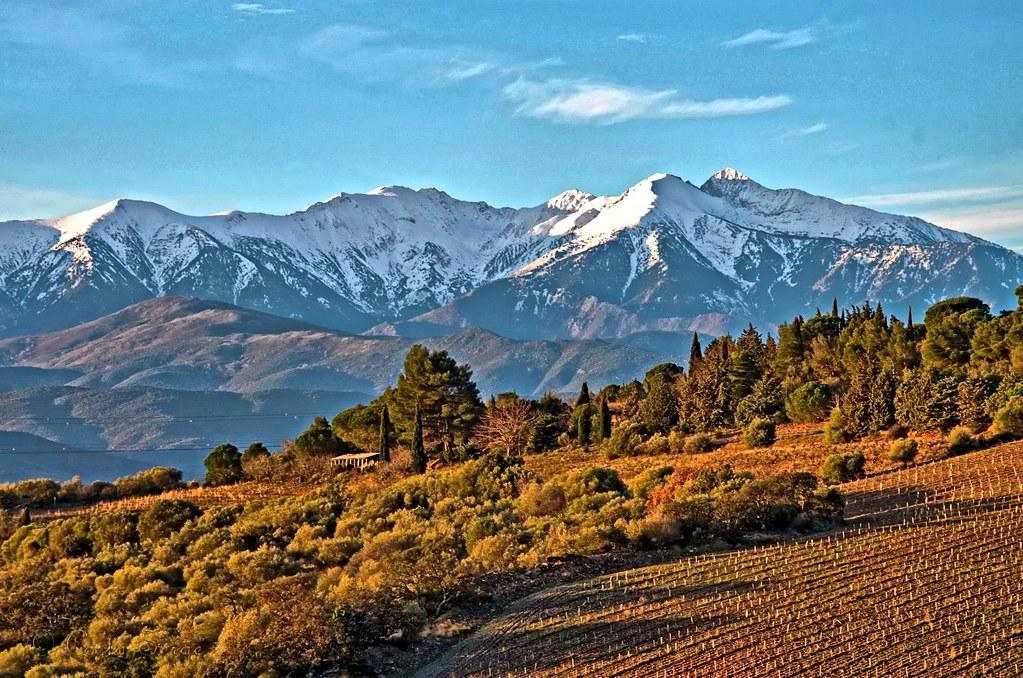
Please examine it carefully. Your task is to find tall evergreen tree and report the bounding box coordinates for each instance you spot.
[410,404,426,474]
[689,333,703,371]
[378,405,392,462]
[576,382,591,407]
[575,403,593,446]
[831,297,839,318]
[640,378,679,434]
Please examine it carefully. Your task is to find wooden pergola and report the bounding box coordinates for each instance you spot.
[330,451,380,471]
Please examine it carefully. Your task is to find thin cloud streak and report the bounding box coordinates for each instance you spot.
[504,78,791,124]
[616,34,648,43]
[786,122,829,137]
[724,27,815,49]
[232,3,296,15]
[846,185,1023,207]
[920,201,1023,241]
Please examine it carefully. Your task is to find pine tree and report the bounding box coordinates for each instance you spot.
[831,298,839,318]
[576,382,591,407]
[410,403,426,473]
[689,333,703,371]
[378,405,392,462]
[641,378,679,434]
[730,324,764,401]
[386,345,483,454]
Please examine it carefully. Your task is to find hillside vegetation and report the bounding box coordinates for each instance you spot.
[3,291,1023,676]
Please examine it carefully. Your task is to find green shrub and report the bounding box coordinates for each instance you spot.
[0,644,38,677]
[743,418,776,448]
[636,433,670,456]
[600,422,643,459]
[682,433,716,454]
[823,408,850,444]
[994,395,1023,437]
[888,438,918,466]
[628,465,674,500]
[137,499,201,543]
[946,426,976,456]
[820,452,866,485]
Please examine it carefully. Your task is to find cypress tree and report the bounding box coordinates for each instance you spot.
[689,333,703,371]
[831,297,839,318]
[411,403,426,473]
[19,506,30,526]
[598,397,612,441]
[576,382,591,407]
[575,403,593,446]
[378,405,392,462]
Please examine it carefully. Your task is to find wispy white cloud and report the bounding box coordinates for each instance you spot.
[503,78,791,124]
[232,3,295,15]
[919,201,1023,243]
[785,121,829,137]
[915,157,962,173]
[724,27,816,49]
[845,185,1023,207]
[443,59,495,81]
[617,33,648,43]
[301,23,501,85]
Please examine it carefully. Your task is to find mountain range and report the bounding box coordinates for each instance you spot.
[2,168,1019,340]
[2,168,1021,481]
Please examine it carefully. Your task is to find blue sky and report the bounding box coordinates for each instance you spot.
[1,1,1021,248]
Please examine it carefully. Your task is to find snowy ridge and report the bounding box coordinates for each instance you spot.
[0,168,1019,338]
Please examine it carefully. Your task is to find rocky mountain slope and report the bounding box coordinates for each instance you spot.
[0,297,673,396]
[1,169,1019,339]
[0,298,679,480]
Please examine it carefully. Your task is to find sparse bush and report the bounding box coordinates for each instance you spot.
[0,644,38,677]
[682,433,717,454]
[889,438,918,466]
[823,407,850,444]
[743,418,776,448]
[628,465,674,500]
[994,395,1023,438]
[947,426,977,456]
[600,422,644,459]
[636,433,670,456]
[137,499,201,543]
[821,452,866,485]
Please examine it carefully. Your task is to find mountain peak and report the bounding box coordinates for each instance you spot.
[709,167,750,182]
[546,189,596,211]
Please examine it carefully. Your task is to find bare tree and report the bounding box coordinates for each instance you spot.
[476,397,540,456]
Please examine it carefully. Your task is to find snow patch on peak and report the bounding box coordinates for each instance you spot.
[546,189,596,211]
[710,167,749,182]
[51,199,124,242]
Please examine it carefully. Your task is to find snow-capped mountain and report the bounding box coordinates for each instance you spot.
[0,186,592,335]
[0,169,1019,339]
